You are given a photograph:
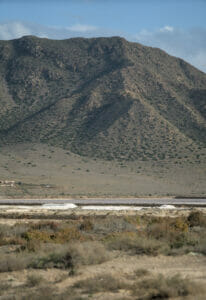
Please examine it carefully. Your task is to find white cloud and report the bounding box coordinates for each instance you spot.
[0,22,31,40]
[160,26,174,33]
[0,21,122,40]
[0,21,99,40]
[0,21,205,73]
[67,24,97,32]
[135,27,206,73]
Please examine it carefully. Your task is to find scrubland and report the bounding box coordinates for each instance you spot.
[0,209,205,299]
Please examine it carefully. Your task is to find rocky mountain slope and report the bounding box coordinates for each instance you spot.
[0,36,205,161]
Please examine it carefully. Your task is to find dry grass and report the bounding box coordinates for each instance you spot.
[67,241,111,266]
[0,213,205,259]
[24,286,57,300]
[0,213,206,299]
[134,268,150,277]
[29,241,110,273]
[26,274,44,287]
[107,232,167,255]
[0,253,31,272]
[73,274,129,293]
[131,274,206,299]
[0,282,10,296]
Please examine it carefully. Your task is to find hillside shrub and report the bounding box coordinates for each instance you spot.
[131,274,205,299]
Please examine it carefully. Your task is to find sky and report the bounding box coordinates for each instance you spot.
[0,0,206,72]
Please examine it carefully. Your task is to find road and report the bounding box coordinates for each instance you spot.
[0,198,206,207]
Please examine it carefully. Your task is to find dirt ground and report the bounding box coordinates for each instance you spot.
[1,253,205,299]
[0,143,205,198]
[0,208,205,299]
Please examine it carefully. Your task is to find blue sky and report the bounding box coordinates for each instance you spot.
[0,0,206,72]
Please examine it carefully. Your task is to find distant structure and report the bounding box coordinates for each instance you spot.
[0,180,15,187]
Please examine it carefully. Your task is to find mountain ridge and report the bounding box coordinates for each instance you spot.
[0,35,205,161]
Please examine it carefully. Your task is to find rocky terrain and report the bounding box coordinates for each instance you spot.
[0,36,205,161]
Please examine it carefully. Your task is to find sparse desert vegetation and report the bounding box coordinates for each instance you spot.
[0,143,205,198]
[0,17,205,300]
[0,36,205,298]
[0,36,206,163]
[0,209,205,299]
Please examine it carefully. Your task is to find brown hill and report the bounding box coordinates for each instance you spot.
[0,36,205,161]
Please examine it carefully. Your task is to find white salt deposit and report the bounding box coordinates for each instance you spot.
[0,204,77,210]
[41,203,77,209]
[0,204,181,211]
[159,204,176,209]
[81,205,144,211]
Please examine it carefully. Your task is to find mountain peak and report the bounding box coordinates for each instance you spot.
[0,37,205,161]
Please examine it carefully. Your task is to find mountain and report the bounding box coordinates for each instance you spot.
[0,35,205,161]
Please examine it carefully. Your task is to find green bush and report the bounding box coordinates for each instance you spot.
[30,241,110,271]
[187,211,206,227]
[30,251,73,270]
